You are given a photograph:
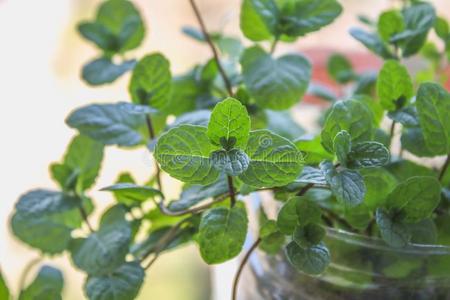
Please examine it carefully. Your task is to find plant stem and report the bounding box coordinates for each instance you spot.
[297,183,314,196]
[322,207,355,232]
[270,37,279,54]
[439,154,450,182]
[156,192,230,216]
[188,0,234,96]
[18,257,42,293]
[145,115,163,192]
[231,238,261,300]
[227,176,236,207]
[77,203,94,233]
[389,120,396,150]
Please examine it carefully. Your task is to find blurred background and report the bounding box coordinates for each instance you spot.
[1,0,449,299]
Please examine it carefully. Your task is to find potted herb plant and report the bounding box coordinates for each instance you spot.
[3,0,450,299]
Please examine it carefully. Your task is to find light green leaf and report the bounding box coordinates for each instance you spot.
[347,142,390,168]
[241,46,311,110]
[320,161,366,207]
[285,241,330,275]
[129,53,172,109]
[66,103,148,147]
[295,134,334,165]
[155,125,220,185]
[349,28,394,59]
[207,98,250,149]
[292,223,325,248]
[198,203,248,264]
[333,130,351,166]
[376,208,411,248]
[296,197,322,226]
[101,183,163,203]
[211,149,250,176]
[85,262,144,300]
[327,53,354,83]
[0,271,9,300]
[434,16,449,41]
[416,82,450,155]
[376,60,413,111]
[377,10,404,43]
[19,266,63,300]
[385,176,441,223]
[360,168,397,210]
[82,57,135,86]
[277,196,299,235]
[240,0,278,41]
[239,130,303,188]
[259,220,285,255]
[321,99,373,153]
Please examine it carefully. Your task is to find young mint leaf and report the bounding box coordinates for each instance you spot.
[320,161,366,207]
[84,262,144,300]
[240,0,279,41]
[155,125,220,185]
[387,106,419,127]
[321,99,373,153]
[360,168,397,209]
[66,103,149,147]
[401,127,434,157]
[101,183,163,203]
[259,220,285,255]
[385,176,441,223]
[376,60,413,111]
[78,22,117,52]
[296,197,322,226]
[129,53,172,109]
[333,130,352,166]
[285,241,330,275]
[0,271,9,300]
[377,10,404,43]
[207,97,251,149]
[349,28,394,59]
[327,53,354,83]
[292,223,326,248]
[211,149,250,176]
[50,134,104,192]
[241,46,311,110]
[347,142,390,168]
[295,135,334,165]
[376,208,411,248]
[82,57,135,86]
[416,82,450,155]
[277,197,299,234]
[198,202,248,264]
[292,166,328,187]
[19,265,63,300]
[239,130,303,188]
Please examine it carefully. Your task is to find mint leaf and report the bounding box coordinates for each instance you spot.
[78,22,117,52]
[211,149,250,176]
[387,106,419,127]
[198,203,248,264]
[82,57,135,86]
[240,0,279,41]
[66,103,148,147]
[386,159,436,182]
[0,271,9,300]
[349,28,394,59]
[207,97,250,149]
[294,166,327,186]
[327,53,354,83]
[265,110,305,141]
[154,125,220,185]
[129,53,172,109]
[241,46,311,110]
[376,208,411,248]
[347,142,390,168]
[239,130,303,188]
[292,223,325,248]
[285,241,330,275]
[50,134,104,192]
[360,168,397,209]
[259,220,285,255]
[377,10,404,43]
[296,197,322,226]
[416,82,450,155]
[321,161,366,207]
[333,130,351,166]
[19,265,63,300]
[101,183,163,203]
[385,176,441,223]
[321,99,373,153]
[376,60,413,111]
[277,196,299,234]
[85,262,144,300]
[401,127,434,157]
[434,16,449,41]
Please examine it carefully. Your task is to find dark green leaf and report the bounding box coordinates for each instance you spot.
[265,110,304,141]
[211,149,250,176]
[349,28,394,59]
[293,166,327,187]
[181,26,206,41]
[285,241,330,275]
[292,223,325,247]
[401,127,434,157]
[240,0,279,41]
[386,159,436,182]
[78,22,117,52]
[277,197,299,234]
[387,106,419,127]
[348,142,390,168]
[327,53,354,83]
[259,220,285,255]
[82,57,135,86]
[409,219,437,245]
[376,208,411,248]
[19,265,63,300]
[296,197,322,226]
[101,183,163,204]
[333,130,351,166]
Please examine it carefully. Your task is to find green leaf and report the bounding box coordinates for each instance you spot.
[259,220,285,255]
[321,99,373,153]
[285,241,330,275]
[69,207,131,275]
[198,203,248,264]
[240,0,279,41]
[377,10,404,43]
[95,0,145,53]
[320,161,366,207]
[19,266,63,300]
[207,98,251,149]
[416,82,450,155]
[277,196,299,234]
[387,106,419,127]
[181,26,207,42]
[409,219,437,245]
[50,134,104,192]
[211,149,250,176]
[376,60,413,111]
[333,130,351,166]
[327,53,354,83]
[0,271,9,300]
[82,57,135,86]
[376,208,411,248]
[265,110,305,140]
[78,22,117,52]
[344,204,371,230]
[164,74,197,116]
[129,54,171,109]
[296,197,322,226]
[434,16,449,41]
[295,134,334,164]
[155,125,220,185]
[385,176,441,223]
[66,103,148,147]
[241,46,311,110]
[292,223,325,248]
[347,142,390,168]
[401,127,434,157]
[85,262,144,300]
[349,28,394,59]
[239,130,303,188]
[360,168,397,210]
[101,183,163,204]
[386,159,436,182]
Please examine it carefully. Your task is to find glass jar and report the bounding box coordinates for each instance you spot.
[241,227,450,300]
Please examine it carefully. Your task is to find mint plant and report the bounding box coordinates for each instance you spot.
[5,0,450,299]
